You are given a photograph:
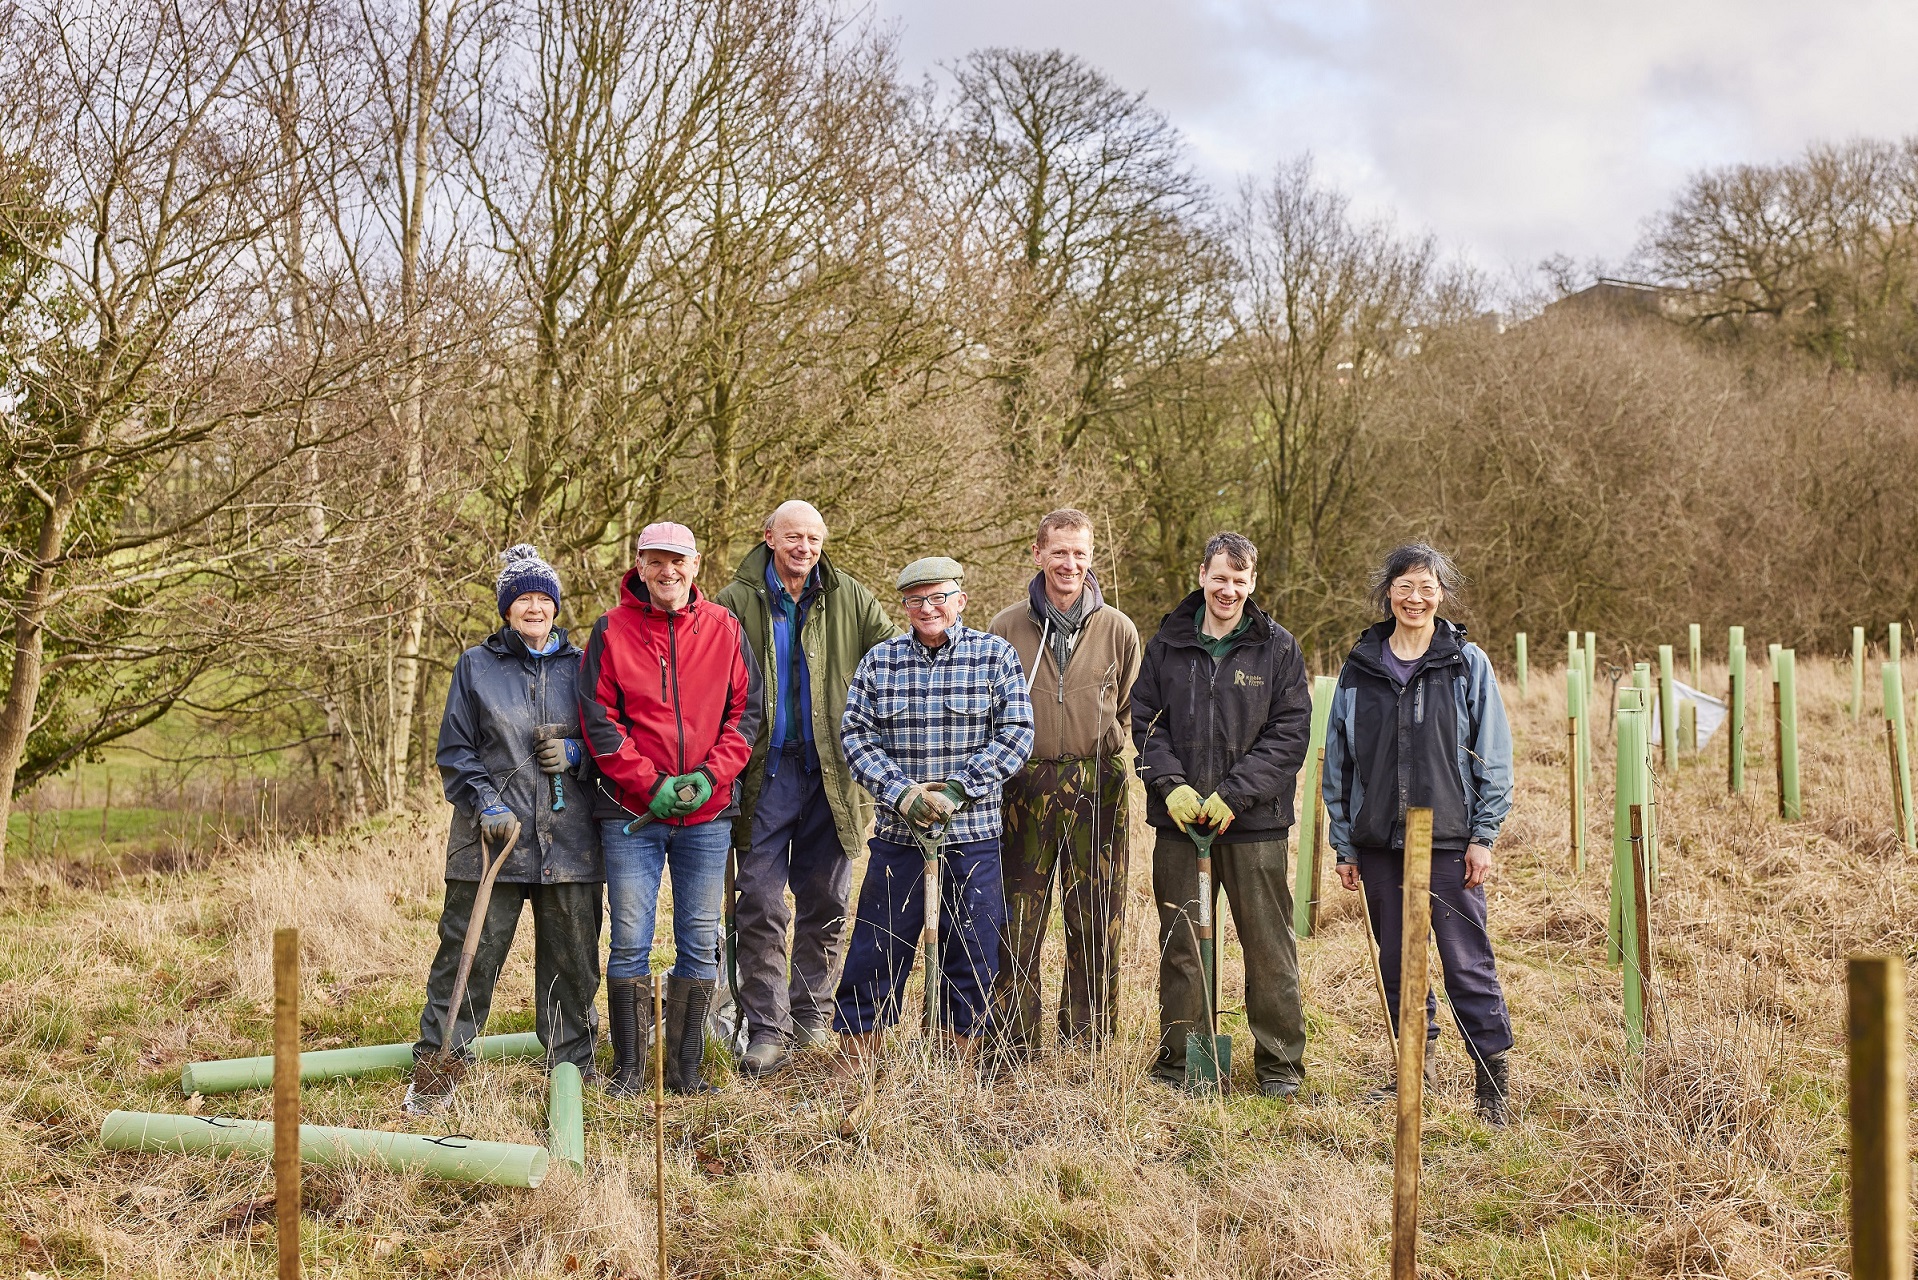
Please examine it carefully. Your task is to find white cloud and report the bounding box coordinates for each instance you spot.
[873,0,1918,273]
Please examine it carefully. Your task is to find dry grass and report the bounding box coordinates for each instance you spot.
[0,656,1904,1277]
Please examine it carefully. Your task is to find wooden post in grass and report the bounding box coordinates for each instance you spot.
[1728,629,1747,795]
[1514,632,1528,699]
[1848,955,1908,1280]
[1886,663,1916,857]
[1854,626,1868,723]
[653,975,667,1280]
[1678,699,1696,760]
[1391,808,1434,1280]
[273,928,301,1280]
[1293,676,1337,938]
[1657,646,1678,768]
[1893,623,1904,676]
[1567,655,1585,872]
[1688,623,1701,689]
[1626,804,1653,1048]
[1777,649,1800,820]
[100,776,111,846]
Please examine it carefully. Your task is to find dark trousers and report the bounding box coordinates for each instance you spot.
[1152,830,1305,1088]
[1358,846,1513,1063]
[833,836,1005,1038]
[990,757,1127,1056]
[737,746,854,1045]
[413,879,603,1071]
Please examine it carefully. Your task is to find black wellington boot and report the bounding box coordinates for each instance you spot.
[1474,1050,1511,1127]
[605,977,650,1098]
[663,975,720,1095]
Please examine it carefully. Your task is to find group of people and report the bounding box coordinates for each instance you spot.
[408,504,1517,1124]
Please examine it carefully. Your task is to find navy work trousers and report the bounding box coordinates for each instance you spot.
[1358,845,1514,1064]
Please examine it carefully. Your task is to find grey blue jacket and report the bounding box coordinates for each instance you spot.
[438,626,603,884]
[1323,618,1512,863]
[1131,591,1312,844]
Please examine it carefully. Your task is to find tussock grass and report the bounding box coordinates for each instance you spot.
[0,657,1900,1276]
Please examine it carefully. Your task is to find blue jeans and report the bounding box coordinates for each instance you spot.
[833,836,1005,1037]
[602,818,730,981]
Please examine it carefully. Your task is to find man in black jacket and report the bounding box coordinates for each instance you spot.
[1132,532,1313,1097]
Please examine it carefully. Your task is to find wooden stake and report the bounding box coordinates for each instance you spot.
[1566,715,1579,870]
[1772,675,1786,820]
[1629,805,1654,1041]
[272,928,301,1280]
[101,776,111,845]
[1848,955,1908,1280]
[653,974,667,1280]
[1391,807,1434,1280]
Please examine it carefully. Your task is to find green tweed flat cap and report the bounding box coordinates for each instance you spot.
[897,556,964,591]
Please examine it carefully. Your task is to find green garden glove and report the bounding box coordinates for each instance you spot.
[938,779,968,811]
[1163,784,1204,827]
[648,776,684,820]
[1200,791,1236,833]
[667,770,714,817]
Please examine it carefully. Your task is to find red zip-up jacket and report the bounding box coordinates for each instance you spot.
[578,571,763,826]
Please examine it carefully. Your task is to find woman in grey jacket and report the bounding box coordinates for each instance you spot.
[1323,543,1515,1124]
[405,545,603,1113]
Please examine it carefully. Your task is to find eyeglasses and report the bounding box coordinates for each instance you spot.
[1390,582,1441,600]
[901,591,958,610]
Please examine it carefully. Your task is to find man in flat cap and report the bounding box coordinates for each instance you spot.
[833,556,1034,1070]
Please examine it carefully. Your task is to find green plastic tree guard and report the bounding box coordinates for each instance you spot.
[1658,646,1678,767]
[1688,623,1701,689]
[181,1031,545,1096]
[1889,662,1916,856]
[1854,626,1868,723]
[1515,632,1528,699]
[1728,629,1747,795]
[1777,649,1801,820]
[1584,631,1598,702]
[1567,655,1586,872]
[1292,675,1338,938]
[548,1062,584,1172]
[99,1111,549,1187]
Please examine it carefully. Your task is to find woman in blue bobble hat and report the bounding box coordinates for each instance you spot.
[404,544,605,1113]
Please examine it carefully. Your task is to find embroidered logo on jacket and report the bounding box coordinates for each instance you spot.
[1234,670,1264,687]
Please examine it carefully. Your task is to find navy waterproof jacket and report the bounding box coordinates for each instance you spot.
[1322,618,1513,862]
[437,626,603,884]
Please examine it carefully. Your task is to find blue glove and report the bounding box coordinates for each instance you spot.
[479,803,516,842]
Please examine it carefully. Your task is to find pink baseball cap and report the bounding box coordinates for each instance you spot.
[634,521,699,557]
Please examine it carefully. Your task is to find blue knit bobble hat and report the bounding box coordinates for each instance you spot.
[496,544,562,618]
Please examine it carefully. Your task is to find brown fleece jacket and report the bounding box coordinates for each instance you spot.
[989,583,1141,762]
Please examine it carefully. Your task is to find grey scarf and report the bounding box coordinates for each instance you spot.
[1029,570,1103,681]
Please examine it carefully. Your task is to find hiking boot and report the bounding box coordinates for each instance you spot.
[1474,1050,1511,1127]
[403,1056,464,1115]
[739,1039,789,1079]
[1364,1043,1440,1103]
[1258,1077,1302,1100]
[605,977,652,1098]
[795,1025,837,1053]
[663,975,720,1095]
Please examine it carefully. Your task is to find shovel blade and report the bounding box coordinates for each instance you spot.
[1185,1031,1232,1094]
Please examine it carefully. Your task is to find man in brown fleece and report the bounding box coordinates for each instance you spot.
[986,509,1141,1065]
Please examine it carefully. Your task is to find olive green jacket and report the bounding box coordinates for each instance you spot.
[715,544,899,855]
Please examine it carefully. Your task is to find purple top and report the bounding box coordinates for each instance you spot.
[1381,640,1422,686]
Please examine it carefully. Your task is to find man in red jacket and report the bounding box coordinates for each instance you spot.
[579,522,762,1096]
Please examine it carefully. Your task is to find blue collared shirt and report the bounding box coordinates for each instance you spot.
[841,620,1035,844]
[765,557,819,756]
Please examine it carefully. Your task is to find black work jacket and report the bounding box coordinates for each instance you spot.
[437,627,603,884]
[1131,592,1312,843]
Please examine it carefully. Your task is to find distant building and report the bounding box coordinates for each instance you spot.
[1544,277,1692,321]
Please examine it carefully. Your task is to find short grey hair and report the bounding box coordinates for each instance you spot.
[1368,543,1465,616]
[1201,531,1258,573]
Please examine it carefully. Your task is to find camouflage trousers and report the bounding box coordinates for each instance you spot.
[989,756,1129,1057]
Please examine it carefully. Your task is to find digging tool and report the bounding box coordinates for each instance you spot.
[535,724,572,812]
[1183,822,1231,1093]
[415,816,519,1098]
[1356,873,1397,1055]
[908,791,962,1039]
[602,778,700,835]
[652,974,668,1279]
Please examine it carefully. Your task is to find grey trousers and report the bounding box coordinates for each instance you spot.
[1151,829,1305,1088]
[412,879,602,1071]
[736,748,854,1045]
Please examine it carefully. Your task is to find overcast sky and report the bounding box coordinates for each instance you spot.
[873,0,1918,279]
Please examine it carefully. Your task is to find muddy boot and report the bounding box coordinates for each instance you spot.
[605,977,651,1098]
[1474,1050,1510,1127]
[663,975,720,1095]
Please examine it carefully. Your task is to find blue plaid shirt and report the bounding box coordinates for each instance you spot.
[841,621,1035,844]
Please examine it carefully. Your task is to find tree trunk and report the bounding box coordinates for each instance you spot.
[0,496,75,873]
